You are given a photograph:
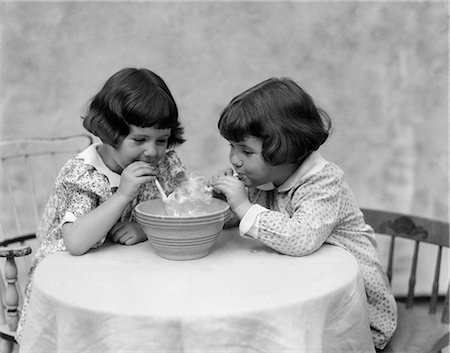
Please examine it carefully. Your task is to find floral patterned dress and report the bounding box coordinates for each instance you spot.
[238,151,397,350]
[16,143,187,342]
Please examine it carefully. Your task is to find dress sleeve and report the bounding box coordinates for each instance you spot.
[162,150,188,191]
[59,166,111,248]
[62,166,109,218]
[249,172,344,256]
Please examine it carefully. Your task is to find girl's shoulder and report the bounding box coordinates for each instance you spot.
[320,161,345,178]
[292,157,345,188]
[286,161,345,197]
[59,156,92,180]
[293,152,344,186]
[57,155,110,195]
[302,161,345,186]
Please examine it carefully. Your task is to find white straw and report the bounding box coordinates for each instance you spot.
[154,178,168,202]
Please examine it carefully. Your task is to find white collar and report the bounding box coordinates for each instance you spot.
[256,151,328,192]
[77,143,121,188]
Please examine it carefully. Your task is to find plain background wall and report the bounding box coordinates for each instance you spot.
[0,0,448,293]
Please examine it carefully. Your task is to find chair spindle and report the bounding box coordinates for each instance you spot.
[406,240,420,308]
[387,235,395,283]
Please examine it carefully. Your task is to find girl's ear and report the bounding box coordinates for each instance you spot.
[167,124,185,147]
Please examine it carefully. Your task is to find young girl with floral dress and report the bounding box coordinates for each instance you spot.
[16,67,188,341]
[210,77,397,350]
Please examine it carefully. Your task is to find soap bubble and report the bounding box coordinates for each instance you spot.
[165,173,213,216]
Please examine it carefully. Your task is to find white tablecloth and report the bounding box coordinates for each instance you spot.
[19,228,375,353]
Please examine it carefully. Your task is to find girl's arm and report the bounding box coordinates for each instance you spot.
[212,171,343,257]
[246,192,340,256]
[210,169,253,219]
[244,175,343,256]
[62,192,130,255]
[63,161,155,255]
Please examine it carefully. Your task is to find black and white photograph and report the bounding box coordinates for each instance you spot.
[0,1,448,352]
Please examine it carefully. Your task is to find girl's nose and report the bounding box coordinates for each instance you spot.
[143,142,157,157]
[230,152,243,168]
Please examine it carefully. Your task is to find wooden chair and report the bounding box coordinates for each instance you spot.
[0,134,93,353]
[361,208,449,353]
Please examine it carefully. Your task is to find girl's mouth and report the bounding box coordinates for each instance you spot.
[236,173,247,182]
[233,170,249,183]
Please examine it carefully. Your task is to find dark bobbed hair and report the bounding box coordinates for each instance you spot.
[82,68,185,148]
[218,77,332,166]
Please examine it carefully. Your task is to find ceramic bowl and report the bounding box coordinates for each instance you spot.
[134,198,230,261]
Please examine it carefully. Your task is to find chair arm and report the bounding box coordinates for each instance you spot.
[0,245,32,258]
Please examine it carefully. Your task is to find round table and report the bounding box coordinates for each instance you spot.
[19,228,375,353]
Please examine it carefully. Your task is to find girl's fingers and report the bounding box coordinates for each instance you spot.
[213,175,239,187]
[116,233,131,244]
[110,222,125,234]
[137,175,155,184]
[128,169,157,181]
[133,165,157,176]
[111,230,124,242]
[126,161,158,175]
[110,223,132,242]
[124,237,135,245]
[212,178,236,193]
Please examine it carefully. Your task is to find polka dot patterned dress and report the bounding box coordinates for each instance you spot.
[16,146,187,342]
[245,159,397,350]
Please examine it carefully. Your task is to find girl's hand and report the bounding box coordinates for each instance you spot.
[210,174,252,219]
[109,221,147,245]
[209,168,235,181]
[117,161,157,202]
[209,168,234,201]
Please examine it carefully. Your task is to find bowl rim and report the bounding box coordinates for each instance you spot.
[134,213,229,224]
[134,198,230,220]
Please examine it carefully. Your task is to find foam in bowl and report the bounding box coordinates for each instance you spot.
[164,173,213,216]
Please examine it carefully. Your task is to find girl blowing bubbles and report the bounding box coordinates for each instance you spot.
[210,77,397,350]
[61,68,186,253]
[17,67,187,341]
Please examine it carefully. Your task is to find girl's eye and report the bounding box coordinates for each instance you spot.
[156,139,168,145]
[133,138,146,143]
[228,143,253,156]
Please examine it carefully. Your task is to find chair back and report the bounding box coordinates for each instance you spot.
[0,135,93,242]
[361,208,449,353]
[0,134,93,352]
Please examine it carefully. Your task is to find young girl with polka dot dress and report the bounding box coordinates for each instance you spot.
[16,67,188,342]
[211,77,397,350]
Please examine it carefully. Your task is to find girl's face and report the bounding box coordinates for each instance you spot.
[228,136,295,187]
[112,125,171,171]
